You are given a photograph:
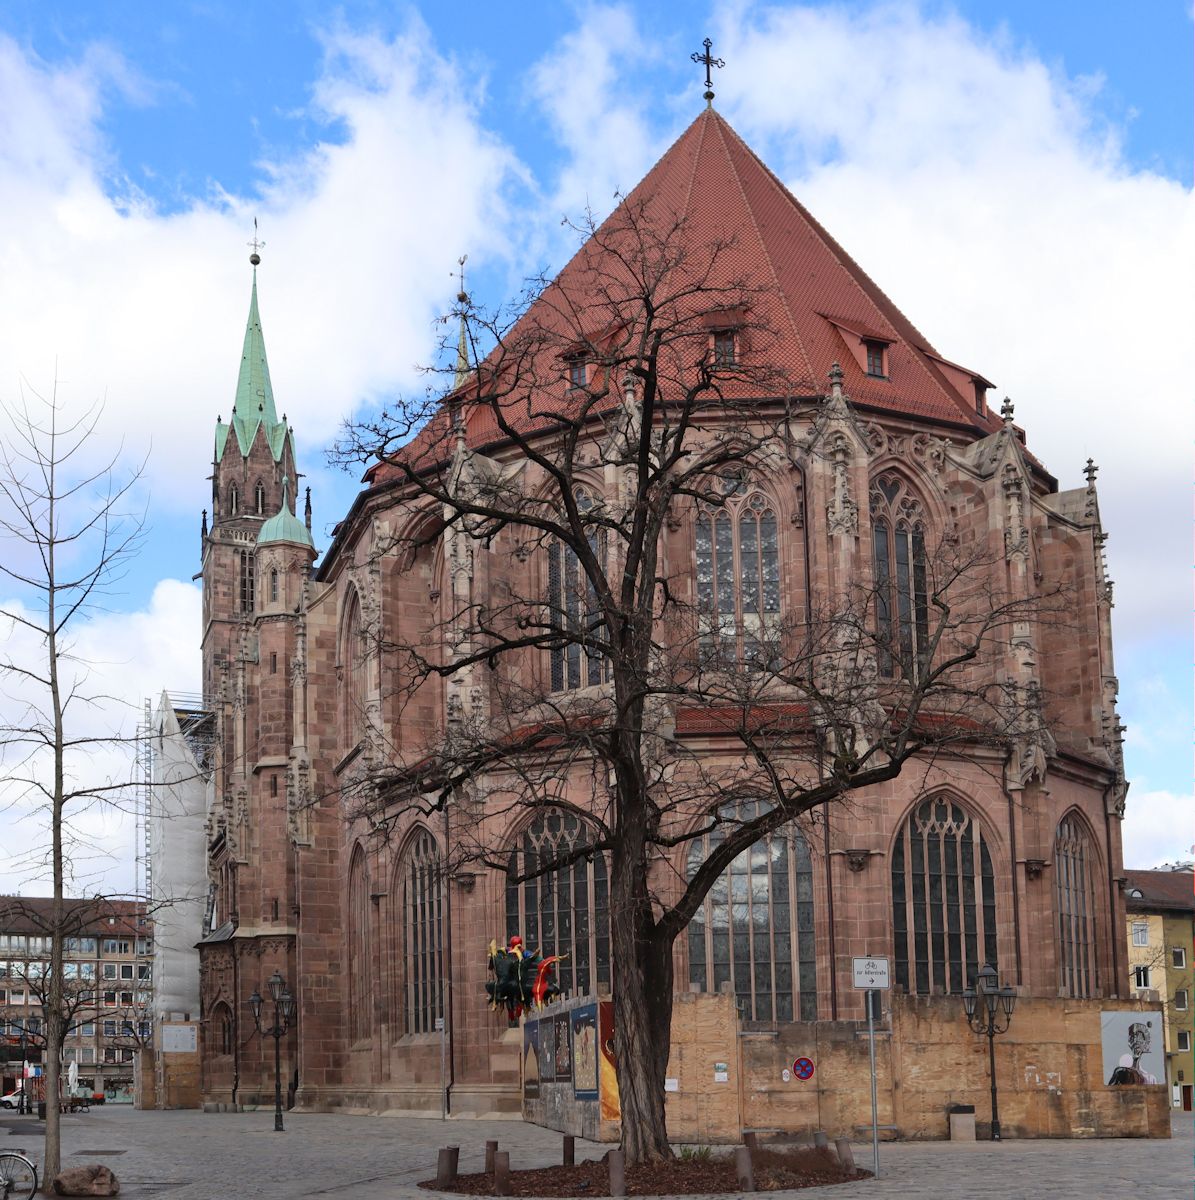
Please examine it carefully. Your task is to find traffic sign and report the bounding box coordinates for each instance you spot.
[852,956,890,990]
[793,1056,815,1081]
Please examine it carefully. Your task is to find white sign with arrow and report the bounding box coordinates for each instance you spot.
[852,956,890,990]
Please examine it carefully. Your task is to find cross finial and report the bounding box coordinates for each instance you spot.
[691,37,725,104]
[1084,458,1098,487]
[1000,396,1014,424]
[248,217,265,267]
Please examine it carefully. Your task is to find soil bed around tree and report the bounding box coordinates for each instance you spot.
[420,1147,868,1196]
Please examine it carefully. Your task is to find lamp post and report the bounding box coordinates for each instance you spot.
[249,971,296,1132]
[961,963,1016,1141]
[17,1025,28,1116]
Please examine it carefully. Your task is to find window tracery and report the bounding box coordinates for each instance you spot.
[505,808,610,996]
[348,847,371,1043]
[547,488,606,691]
[870,473,928,677]
[401,830,444,1034]
[1055,814,1099,998]
[891,797,997,995]
[695,485,781,666]
[687,799,817,1021]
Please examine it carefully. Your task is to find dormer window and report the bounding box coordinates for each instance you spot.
[973,381,987,416]
[713,329,737,366]
[865,340,887,378]
[567,357,588,389]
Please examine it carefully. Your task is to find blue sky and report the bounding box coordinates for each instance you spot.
[0,1,1190,887]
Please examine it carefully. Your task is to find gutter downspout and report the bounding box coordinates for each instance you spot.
[1101,783,1122,997]
[1002,757,1024,987]
[443,807,456,1113]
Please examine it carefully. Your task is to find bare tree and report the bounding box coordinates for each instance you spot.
[331,199,1061,1162]
[0,386,146,1182]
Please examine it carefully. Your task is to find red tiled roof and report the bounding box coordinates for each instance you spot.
[1125,869,1195,913]
[0,896,147,938]
[368,108,999,486]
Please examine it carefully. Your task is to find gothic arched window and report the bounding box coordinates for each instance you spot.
[400,830,444,1034]
[342,592,365,748]
[547,489,606,692]
[238,550,255,613]
[892,797,997,995]
[506,809,610,996]
[686,799,817,1021]
[1055,814,1099,998]
[254,480,266,514]
[695,487,781,666]
[347,847,371,1043]
[870,473,928,678]
[229,484,239,515]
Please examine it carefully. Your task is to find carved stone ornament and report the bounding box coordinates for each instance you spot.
[825,433,859,537]
[1024,858,1048,880]
[844,849,871,873]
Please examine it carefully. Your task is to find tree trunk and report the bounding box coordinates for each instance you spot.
[609,805,675,1164]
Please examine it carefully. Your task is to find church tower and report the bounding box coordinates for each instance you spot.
[198,248,315,1107]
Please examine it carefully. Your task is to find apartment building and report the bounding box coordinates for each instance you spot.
[0,897,152,1104]
[1125,867,1194,1111]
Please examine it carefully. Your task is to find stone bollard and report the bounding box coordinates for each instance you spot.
[485,1139,498,1174]
[834,1138,855,1173]
[563,1134,575,1166]
[743,1131,758,1156]
[493,1150,511,1196]
[608,1149,626,1197]
[734,1146,755,1192]
[436,1146,460,1186]
[813,1130,830,1154]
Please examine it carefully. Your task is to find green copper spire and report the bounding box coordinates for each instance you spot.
[216,250,292,463]
[258,475,314,548]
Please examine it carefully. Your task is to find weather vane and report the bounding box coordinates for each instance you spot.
[691,37,725,104]
[248,217,265,266]
[454,253,468,303]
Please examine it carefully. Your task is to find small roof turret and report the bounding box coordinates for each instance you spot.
[258,475,315,549]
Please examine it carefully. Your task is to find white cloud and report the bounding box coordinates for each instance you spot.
[704,2,1193,644]
[0,18,523,523]
[0,580,200,894]
[1121,789,1195,870]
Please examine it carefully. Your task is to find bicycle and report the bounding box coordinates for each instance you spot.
[0,1151,37,1199]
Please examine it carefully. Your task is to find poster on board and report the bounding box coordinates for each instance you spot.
[572,1003,598,1100]
[523,1020,540,1099]
[1101,1011,1164,1085]
[599,1000,620,1121]
[554,1012,573,1082]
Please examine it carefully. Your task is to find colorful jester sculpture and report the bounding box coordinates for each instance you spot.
[485,936,563,1021]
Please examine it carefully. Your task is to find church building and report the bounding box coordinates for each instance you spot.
[193,100,1163,1140]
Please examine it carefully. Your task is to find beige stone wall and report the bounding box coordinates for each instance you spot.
[657,992,1169,1143]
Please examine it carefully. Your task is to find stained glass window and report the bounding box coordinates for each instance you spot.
[687,800,817,1021]
[548,489,606,691]
[695,489,782,666]
[1055,815,1098,998]
[402,830,444,1034]
[870,473,928,678]
[892,797,997,995]
[506,809,609,997]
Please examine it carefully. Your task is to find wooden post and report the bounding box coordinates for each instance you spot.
[485,1140,498,1173]
[608,1149,626,1197]
[563,1134,575,1166]
[834,1138,855,1173]
[493,1150,511,1196]
[436,1146,459,1186]
[734,1146,755,1192]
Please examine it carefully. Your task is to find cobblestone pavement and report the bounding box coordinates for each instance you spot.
[2,1107,1189,1199]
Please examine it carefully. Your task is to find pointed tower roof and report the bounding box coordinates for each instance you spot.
[216,267,293,463]
[258,475,315,549]
[377,108,1000,482]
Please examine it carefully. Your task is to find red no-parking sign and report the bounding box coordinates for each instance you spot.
[793,1056,815,1080]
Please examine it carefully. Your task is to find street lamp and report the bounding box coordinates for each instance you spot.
[17,1025,28,1116]
[961,963,1016,1141]
[249,971,296,1132]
